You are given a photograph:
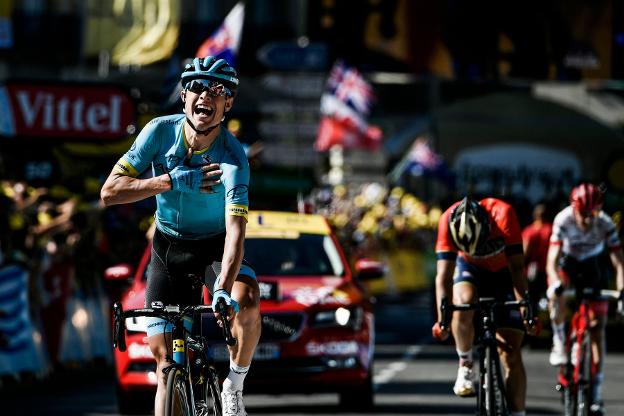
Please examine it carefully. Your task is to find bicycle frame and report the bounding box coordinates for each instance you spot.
[113,300,236,416]
[440,296,531,416]
[555,288,619,416]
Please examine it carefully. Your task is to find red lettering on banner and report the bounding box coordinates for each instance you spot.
[6,83,135,139]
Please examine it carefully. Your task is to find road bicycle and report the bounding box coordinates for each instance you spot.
[439,296,534,416]
[112,299,236,416]
[554,287,620,416]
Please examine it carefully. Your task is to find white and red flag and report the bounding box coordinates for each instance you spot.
[315,60,382,152]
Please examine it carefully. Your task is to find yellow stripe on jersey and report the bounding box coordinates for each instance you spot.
[227,204,249,220]
[114,158,140,177]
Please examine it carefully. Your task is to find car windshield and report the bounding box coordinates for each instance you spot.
[244,234,345,276]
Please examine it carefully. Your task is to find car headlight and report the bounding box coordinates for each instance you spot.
[125,316,148,333]
[311,307,363,329]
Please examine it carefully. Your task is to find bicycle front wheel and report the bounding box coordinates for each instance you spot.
[485,344,508,416]
[165,367,193,416]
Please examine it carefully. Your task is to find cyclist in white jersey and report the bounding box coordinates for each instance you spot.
[546,183,624,416]
[101,56,259,416]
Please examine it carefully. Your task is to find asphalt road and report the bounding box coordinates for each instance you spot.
[3,294,624,415]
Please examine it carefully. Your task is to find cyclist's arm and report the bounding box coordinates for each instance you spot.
[609,248,624,292]
[546,243,562,290]
[435,258,455,322]
[101,119,170,206]
[507,252,528,300]
[101,170,172,206]
[217,215,247,293]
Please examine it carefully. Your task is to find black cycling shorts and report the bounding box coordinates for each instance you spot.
[453,257,524,331]
[145,227,255,309]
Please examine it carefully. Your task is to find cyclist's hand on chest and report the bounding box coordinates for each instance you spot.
[168,163,222,193]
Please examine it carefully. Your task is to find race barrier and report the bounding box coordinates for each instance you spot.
[0,264,47,376]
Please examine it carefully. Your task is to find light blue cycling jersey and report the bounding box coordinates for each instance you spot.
[115,114,249,239]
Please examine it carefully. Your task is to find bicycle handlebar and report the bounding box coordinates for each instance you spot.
[558,287,621,300]
[112,301,237,352]
[439,296,533,332]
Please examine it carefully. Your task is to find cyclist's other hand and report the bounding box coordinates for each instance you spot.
[432,322,450,341]
[524,316,542,336]
[200,163,222,193]
[212,289,239,322]
[168,164,205,193]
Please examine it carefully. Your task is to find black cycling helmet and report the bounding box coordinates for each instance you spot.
[181,56,239,97]
[448,197,490,255]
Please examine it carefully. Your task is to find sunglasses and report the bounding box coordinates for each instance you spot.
[185,79,230,97]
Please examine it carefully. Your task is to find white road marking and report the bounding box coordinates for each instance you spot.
[373,344,423,388]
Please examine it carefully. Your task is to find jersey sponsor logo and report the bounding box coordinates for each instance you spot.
[227,184,248,199]
[114,159,139,177]
[227,204,248,219]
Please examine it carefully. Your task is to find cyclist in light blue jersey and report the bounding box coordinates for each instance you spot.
[101,56,260,416]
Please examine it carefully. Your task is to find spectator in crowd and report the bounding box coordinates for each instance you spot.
[522,203,553,309]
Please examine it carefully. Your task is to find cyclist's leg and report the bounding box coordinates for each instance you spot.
[585,253,610,411]
[145,229,175,416]
[211,260,260,412]
[497,328,526,413]
[450,258,479,396]
[146,228,201,416]
[548,256,576,366]
[485,265,527,414]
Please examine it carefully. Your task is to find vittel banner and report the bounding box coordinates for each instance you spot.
[0,83,135,139]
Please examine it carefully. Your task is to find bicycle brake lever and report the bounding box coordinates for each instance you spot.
[216,298,237,347]
[113,302,127,352]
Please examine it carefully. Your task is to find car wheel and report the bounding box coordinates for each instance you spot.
[338,372,374,411]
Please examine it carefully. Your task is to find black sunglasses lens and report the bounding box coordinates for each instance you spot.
[188,81,208,94]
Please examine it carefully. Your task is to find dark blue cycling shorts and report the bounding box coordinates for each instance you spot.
[453,257,524,331]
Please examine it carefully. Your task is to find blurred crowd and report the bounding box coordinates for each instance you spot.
[0,179,152,378]
[304,182,441,263]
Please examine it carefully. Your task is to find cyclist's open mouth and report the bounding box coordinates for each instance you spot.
[194,104,214,118]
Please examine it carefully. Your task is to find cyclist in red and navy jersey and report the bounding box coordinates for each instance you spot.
[546,183,624,416]
[433,196,536,416]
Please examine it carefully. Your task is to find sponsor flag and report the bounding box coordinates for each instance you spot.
[315,60,382,152]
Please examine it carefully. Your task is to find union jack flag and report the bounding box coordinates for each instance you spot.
[324,60,374,116]
[316,60,382,152]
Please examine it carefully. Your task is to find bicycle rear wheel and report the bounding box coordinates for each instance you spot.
[165,367,193,416]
